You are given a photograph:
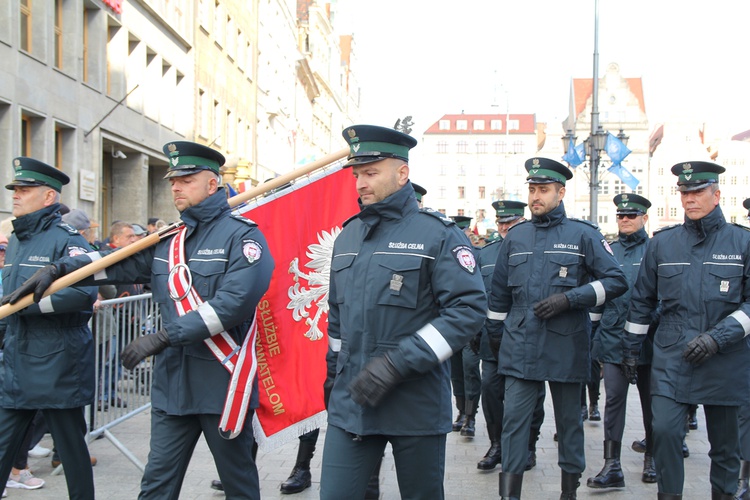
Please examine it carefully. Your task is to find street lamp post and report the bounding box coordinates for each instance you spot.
[561,0,629,224]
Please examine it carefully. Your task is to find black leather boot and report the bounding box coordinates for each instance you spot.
[657,494,682,500]
[560,471,581,500]
[711,490,734,500]
[280,439,316,494]
[461,398,476,437]
[687,405,698,430]
[589,404,601,421]
[477,426,502,470]
[586,440,624,488]
[642,453,656,483]
[682,439,690,458]
[525,449,537,471]
[736,460,750,499]
[453,396,466,431]
[499,471,523,500]
[364,456,382,499]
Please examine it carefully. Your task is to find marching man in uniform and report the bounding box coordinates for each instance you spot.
[321,124,486,499]
[7,142,274,500]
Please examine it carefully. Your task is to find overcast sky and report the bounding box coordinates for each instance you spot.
[337,0,750,138]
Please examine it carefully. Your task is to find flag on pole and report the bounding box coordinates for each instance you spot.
[238,162,358,450]
[605,132,638,190]
[648,123,664,157]
[562,137,584,167]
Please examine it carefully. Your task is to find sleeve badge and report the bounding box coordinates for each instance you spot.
[68,246,88,257]
[601,239,614,256]
[242,240,262,264]
[451,245,476,274]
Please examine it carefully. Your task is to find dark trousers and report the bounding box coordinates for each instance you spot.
[602,362,653,451]
[481,359,545,449]
[652,395,739,495]
[140,408,259,500]
[450,345,481,411]
[0,407,94,500]
[321,424,446,500]
[580,358,601,407]
[502,377,584,475]
[740,401,750,460]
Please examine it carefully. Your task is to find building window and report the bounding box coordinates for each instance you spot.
[494,141,506,154]
[438,186,446,199]
[658,186,664,195]
[636,185,643,195]
[458,186,465,199]
[213,100,221,145]
[478,186,486,198]
[214,1,224,47]
[20,0,32,52]
[437,141,447,153]
[507,119,519,130]
[670,186,677,195]
[457,141,468,154]
[456,120,467,130]
[437,208,446,214]
[601,182,609,195]
[198,89,209,138]
[670,207,677,217]
[21,115,31,156]
[598,215,608,224]
[473,120,485,130]
[478,165,485,176]
[731,176,738,185]
[54,0,63,68]
[490,120,502,130]
[658,167,664,175]
[731,196,737,206]
[458,165,466,176]
[657,207,664,217]
[476,141,487,154]
[439,165,447,176]
[439,120,450,130]
[513,140,524,154]
[731,216,737,224]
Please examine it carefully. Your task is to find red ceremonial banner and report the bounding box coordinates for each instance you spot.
[239,163,358,449]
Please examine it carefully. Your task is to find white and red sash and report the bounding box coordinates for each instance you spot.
[167,226,258,439]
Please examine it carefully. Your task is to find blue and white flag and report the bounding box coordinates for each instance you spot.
[607,164,639,190]
[562,138,584,167]
[605,132,631,167]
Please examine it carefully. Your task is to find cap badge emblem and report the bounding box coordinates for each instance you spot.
[352,144,360,152]
[13,159,20,167]
[168,143,177,154]
[532,158,540,166]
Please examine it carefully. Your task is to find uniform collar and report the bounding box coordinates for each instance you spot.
[11,204,61,240]
[618,226,648,247]
[179,188,229,229]
[684,204,725,238]
[357,182,419,225]
[531,201,566,228]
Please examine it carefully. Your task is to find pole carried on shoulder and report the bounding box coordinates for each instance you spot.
[0,147,349,320]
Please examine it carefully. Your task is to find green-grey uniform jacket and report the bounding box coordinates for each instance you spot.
[59,190,274,415]
[625,206,750,405]
[0,204,97,409]
[478,237,502,361]
[486,202,628,383]
[326,183,486,436]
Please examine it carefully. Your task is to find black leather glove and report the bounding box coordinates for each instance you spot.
[683,333,719,365]
[348,353,403,407]
[620,356,638,385]
[121,329,170,370]
[489,334,501,360]
[323,351,337,410]
[2,264,62,305]
[533,293,570,320]
[469,333,481,355]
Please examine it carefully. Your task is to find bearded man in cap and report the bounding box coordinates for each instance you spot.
[486,158,627,500]
[474,200,545,473]
[6,142,274,500]
[624,162,750,500]
[0,157,97,499]
[587,193,657,489]
[321,124,486,499]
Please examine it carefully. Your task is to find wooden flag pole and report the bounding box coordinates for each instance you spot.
[0,147,349,320]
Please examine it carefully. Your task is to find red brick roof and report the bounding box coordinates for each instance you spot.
[573,78,645,118]
[424,114,537,134]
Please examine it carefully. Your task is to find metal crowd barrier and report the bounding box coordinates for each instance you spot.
[84,292,161,472]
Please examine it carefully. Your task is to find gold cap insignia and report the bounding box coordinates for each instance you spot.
[13,159,20,167]
[532,158,540,166]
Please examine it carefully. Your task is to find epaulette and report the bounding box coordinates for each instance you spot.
[568,217,600,230]
[653,224,681,235]
[732,222,750,232]
[482,238,502,249]
[229,213,258,227]
[506,220,528,232]
[58,222,80,235]
[419,207,455,226]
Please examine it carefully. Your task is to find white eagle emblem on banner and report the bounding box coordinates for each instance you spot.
[287,227,341,341]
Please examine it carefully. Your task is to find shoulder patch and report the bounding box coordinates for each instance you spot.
[68,245,88,257]
[451,244,477,274]
[568,217,600,230]
[653,224,681,235]
[600,238,614,256]
[229,213,258,227]
[58,222,80,235]
[241,239,263,264]
[419,208,455,226]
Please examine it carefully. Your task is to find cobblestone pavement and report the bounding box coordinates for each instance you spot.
[14,385,715,499]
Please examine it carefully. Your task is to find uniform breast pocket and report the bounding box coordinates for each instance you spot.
[507,253,529,287]
[657,264,685,301]
[189,259,227,298]
[374,255,423,310]
[331,254,356,305]
[705,265,743,304]
[549,254,580,288]
[150,260,170,304]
